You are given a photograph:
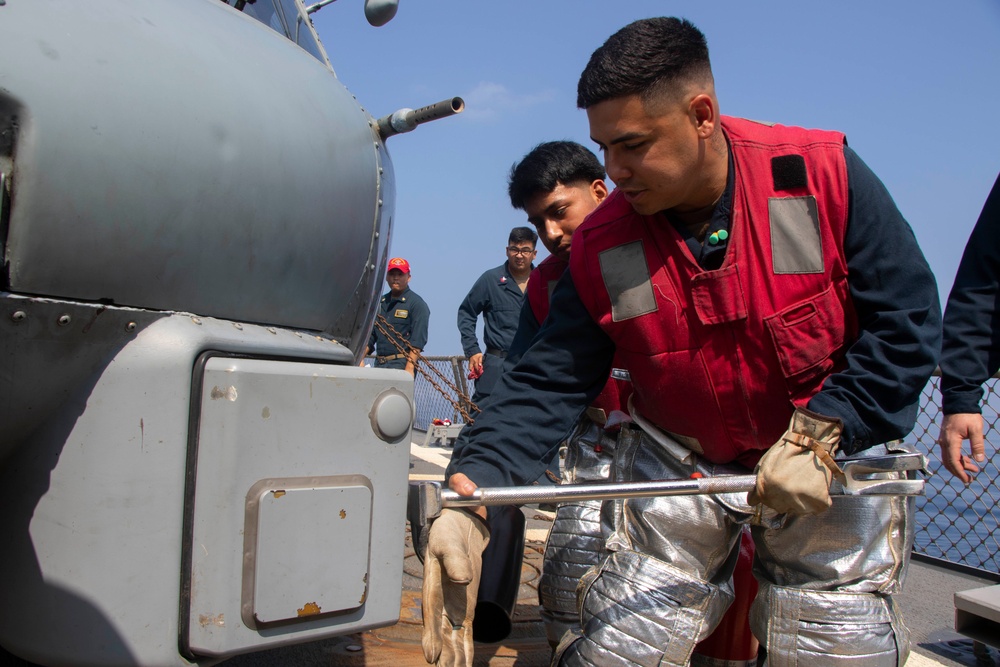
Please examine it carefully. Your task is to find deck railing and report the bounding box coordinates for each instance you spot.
[405,356,1000,580]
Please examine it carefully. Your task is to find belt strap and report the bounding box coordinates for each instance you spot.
[485,348,507,358]
[376,353,406,363]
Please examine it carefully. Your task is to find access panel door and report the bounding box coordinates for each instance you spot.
[183,354,413,658]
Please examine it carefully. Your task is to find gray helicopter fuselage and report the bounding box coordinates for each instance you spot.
[0,1,418,665]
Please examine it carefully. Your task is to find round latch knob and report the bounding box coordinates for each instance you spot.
[369,389,413,442]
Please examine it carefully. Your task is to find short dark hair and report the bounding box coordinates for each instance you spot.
[508,226,538,247]
[507,141,606,210]
[577,17,712,109]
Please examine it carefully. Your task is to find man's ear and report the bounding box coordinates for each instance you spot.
[590,179,609,205]
[690,93,718,139]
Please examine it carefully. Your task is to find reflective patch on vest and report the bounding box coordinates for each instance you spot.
[610,368,631,382]
[394,309,409,318]
[769,196,823,274]
[598,241,657,321]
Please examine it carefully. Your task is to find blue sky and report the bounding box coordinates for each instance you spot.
[312,1,1000,356]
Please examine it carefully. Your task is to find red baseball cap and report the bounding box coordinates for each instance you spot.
[387,257,411,274]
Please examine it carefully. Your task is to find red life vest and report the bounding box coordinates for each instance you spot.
[527,255,566,325]
[569,117,857,467]
[528,256,631,422]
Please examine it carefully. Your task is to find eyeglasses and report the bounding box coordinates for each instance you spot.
[506,246,535,256]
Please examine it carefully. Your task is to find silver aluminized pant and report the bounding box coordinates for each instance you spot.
[555,425,913,667]
[538,417,616,648]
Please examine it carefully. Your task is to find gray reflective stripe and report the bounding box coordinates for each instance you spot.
[610,368,631,382]
[769,196,823,274]
[598,241,657,321]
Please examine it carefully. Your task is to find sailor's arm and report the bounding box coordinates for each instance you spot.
[457,274,489,364]
[807,146,942,453]
[447,272,614,490]
[405,296,431,376]
[937,172,1000,481]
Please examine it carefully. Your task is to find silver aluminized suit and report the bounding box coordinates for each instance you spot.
[554,419,914,667]
[537,414,618,649]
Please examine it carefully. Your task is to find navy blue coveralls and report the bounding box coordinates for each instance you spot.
[941,172,1000,414]
[369,287,430,370]
[457,261,531,403]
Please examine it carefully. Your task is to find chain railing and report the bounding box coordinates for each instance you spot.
[368,315,479,423]
[361,354,476,430]
[410,356,476,430]
[390,359,998,579]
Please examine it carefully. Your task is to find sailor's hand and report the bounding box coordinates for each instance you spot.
[421,506,490,666]
[447,473,488,518]
[748,408,845,515]
[468,354,484,377]
[937,413,986,484]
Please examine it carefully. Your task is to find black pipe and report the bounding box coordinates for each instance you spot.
[473,505,526,643]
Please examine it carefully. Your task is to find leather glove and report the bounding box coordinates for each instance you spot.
[748,408,847,515]
[421,508,490,666]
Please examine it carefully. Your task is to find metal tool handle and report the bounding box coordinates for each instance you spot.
[439,475,757,509]
[425,453,927,518]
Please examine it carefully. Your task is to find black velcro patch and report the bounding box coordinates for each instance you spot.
[771,154,808,191]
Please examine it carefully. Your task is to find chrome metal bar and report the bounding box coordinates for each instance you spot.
[439,475,757,509]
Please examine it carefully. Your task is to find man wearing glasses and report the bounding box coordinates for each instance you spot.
[457,227,537,407]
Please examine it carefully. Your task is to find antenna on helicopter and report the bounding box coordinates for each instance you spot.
[305,0,336,13]
[363,0,398,25]
[305,0,399,27]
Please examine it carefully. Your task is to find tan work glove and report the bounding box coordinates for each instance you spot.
[748,408,847,515]
[421,508,490,666]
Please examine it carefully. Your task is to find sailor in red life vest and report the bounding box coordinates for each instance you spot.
[510,141,758,663]
[429,17,941,667]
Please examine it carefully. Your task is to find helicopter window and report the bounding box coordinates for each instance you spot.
[239,0,289,37]
[228,0,326,65]
[275,0,326,62]
[293,14,326,62]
